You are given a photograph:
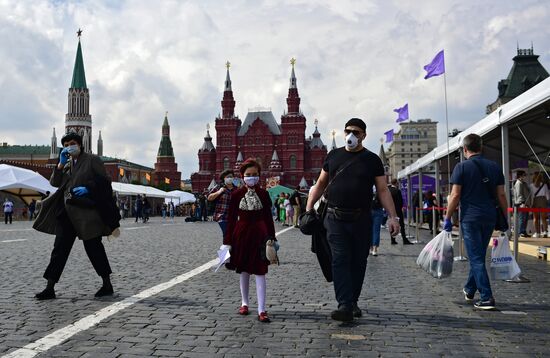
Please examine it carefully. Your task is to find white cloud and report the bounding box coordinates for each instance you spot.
[0,0,549,178]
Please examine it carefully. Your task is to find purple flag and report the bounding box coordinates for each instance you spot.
[384,129,394,143]
[423,50,445,79]
[393,103,409,123]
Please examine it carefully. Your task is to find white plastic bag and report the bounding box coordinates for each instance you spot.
[490,233,521,280]
[416,231,454,278]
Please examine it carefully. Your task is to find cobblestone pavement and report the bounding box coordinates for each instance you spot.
[1,218,549,357]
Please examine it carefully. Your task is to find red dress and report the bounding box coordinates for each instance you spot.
[223,187,276,275]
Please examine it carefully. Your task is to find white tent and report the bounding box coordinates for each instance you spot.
[0,164,57,205]
[164,190,196,204]
[111,182,179,199]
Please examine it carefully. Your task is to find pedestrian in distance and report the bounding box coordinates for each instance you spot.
[29,199,37,221]
[207,169,235,238]
[290,186,301,228]
[388,179,413,245]
[222,159,276,323]
[530,172,549,238]
[169,201,175,219]
[425,191,440,235]
[444,133,509,310]
[284,194,294,227]
[513,170,531,237]
[33,131,120,300]
[306,118,400,322]
[200,193,208,221]
[135,194,142,223]
[142,195,150,223]
[370,189,384,256]
[3,198,14,224]
[161,203,167,220]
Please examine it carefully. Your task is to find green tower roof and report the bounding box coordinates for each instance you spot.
[157,115,174,157]
[71,40,87,89]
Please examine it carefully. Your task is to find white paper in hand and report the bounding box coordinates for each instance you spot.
[214,247,231,272]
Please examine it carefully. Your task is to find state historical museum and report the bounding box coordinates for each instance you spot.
[191,61,328,192]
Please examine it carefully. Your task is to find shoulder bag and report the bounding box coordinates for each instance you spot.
[470,159,508,231]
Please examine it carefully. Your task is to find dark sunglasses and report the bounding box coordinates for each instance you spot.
[344,129,364,136]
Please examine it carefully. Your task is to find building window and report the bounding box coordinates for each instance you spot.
[289,155,297,169]
[291,175,296,183]
[223,157,230,170]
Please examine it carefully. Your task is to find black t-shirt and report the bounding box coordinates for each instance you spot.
[322,147,385,210]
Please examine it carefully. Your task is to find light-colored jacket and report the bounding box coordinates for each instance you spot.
[513,179,531,205]
[33,152,113,240]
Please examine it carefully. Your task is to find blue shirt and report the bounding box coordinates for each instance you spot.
[450,155,504,223]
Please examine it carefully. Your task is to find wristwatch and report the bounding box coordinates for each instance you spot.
[390,216,400,221]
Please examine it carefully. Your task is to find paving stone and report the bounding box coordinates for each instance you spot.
[1,219,549,357]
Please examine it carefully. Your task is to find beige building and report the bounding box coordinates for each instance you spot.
[386,119,438,180]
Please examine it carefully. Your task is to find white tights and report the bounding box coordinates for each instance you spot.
[239,272,267,314]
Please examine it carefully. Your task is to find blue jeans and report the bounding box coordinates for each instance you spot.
[218,221,227,238]
[324,211,371,309]
[371,208,385,247]
[461,221,494,301]
[517,206,528,234]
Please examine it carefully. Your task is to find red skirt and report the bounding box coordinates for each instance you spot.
[226,209,270,275]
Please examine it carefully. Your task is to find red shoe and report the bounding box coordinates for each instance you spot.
[238,305,249,315]
[258,311,270,323]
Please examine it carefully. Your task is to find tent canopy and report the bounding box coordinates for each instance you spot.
[398,77,550,179]
[164,190,196,204]
[267,185,294,203]
[111,182,178,199]
[0,164,57,205]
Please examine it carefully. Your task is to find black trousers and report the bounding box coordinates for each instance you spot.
[43,215,112,283]
[324,211,371,309]
[391,210,408,240]
[4,212,13,224]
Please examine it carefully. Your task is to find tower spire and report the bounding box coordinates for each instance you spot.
[225,61,232,91]
[97,130,103,156]
[221,61,236,119]
[286,57,301,114]
[66,30,92,153]
[71,31,87,89]
[50,128,58,159]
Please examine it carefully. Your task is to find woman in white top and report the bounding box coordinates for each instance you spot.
[284,194,294,227]
[530,172,549,238]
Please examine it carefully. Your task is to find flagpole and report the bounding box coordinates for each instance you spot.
[443,72,451,193]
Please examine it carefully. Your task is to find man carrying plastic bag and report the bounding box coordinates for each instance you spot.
[443,134,509,311]
[417,231,454,278]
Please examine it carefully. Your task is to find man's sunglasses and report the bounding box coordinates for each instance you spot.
[344,129,364,136]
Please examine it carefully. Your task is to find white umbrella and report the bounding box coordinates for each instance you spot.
[0,164,57,205]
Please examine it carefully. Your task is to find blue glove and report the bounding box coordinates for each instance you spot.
[59,148,69,165]
[443,218,453,232]
[72,186,89,197]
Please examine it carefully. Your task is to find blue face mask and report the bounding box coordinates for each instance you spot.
[66,144,81,156]
[243,176,260,187]
[233,178,241,187]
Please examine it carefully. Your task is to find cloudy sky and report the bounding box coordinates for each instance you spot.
[1,0,549,178]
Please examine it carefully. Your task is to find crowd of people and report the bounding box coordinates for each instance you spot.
[18,121,550,322]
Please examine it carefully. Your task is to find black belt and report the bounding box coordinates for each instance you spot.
[327,206,363,213]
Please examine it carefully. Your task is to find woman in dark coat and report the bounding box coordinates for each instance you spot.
[223,159,275,322]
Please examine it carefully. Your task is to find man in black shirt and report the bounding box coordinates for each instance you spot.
[388,179,412,245]
[306,118,400,322]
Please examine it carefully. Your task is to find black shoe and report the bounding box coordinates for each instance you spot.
[391,238,398,245]
[352,303,362,318]
[463,288,474,302]
[35,288,56,300]
[95,284,114,297]
[473,298,496,310]
[403,239,413,245]
[331,307,354,322]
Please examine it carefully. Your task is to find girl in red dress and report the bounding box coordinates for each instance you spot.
[223,159,276,322]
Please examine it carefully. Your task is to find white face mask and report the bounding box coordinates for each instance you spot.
[345,133,359,150]
[67,144,81,156]
[243,176,260,187]
[224,177,234,185]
